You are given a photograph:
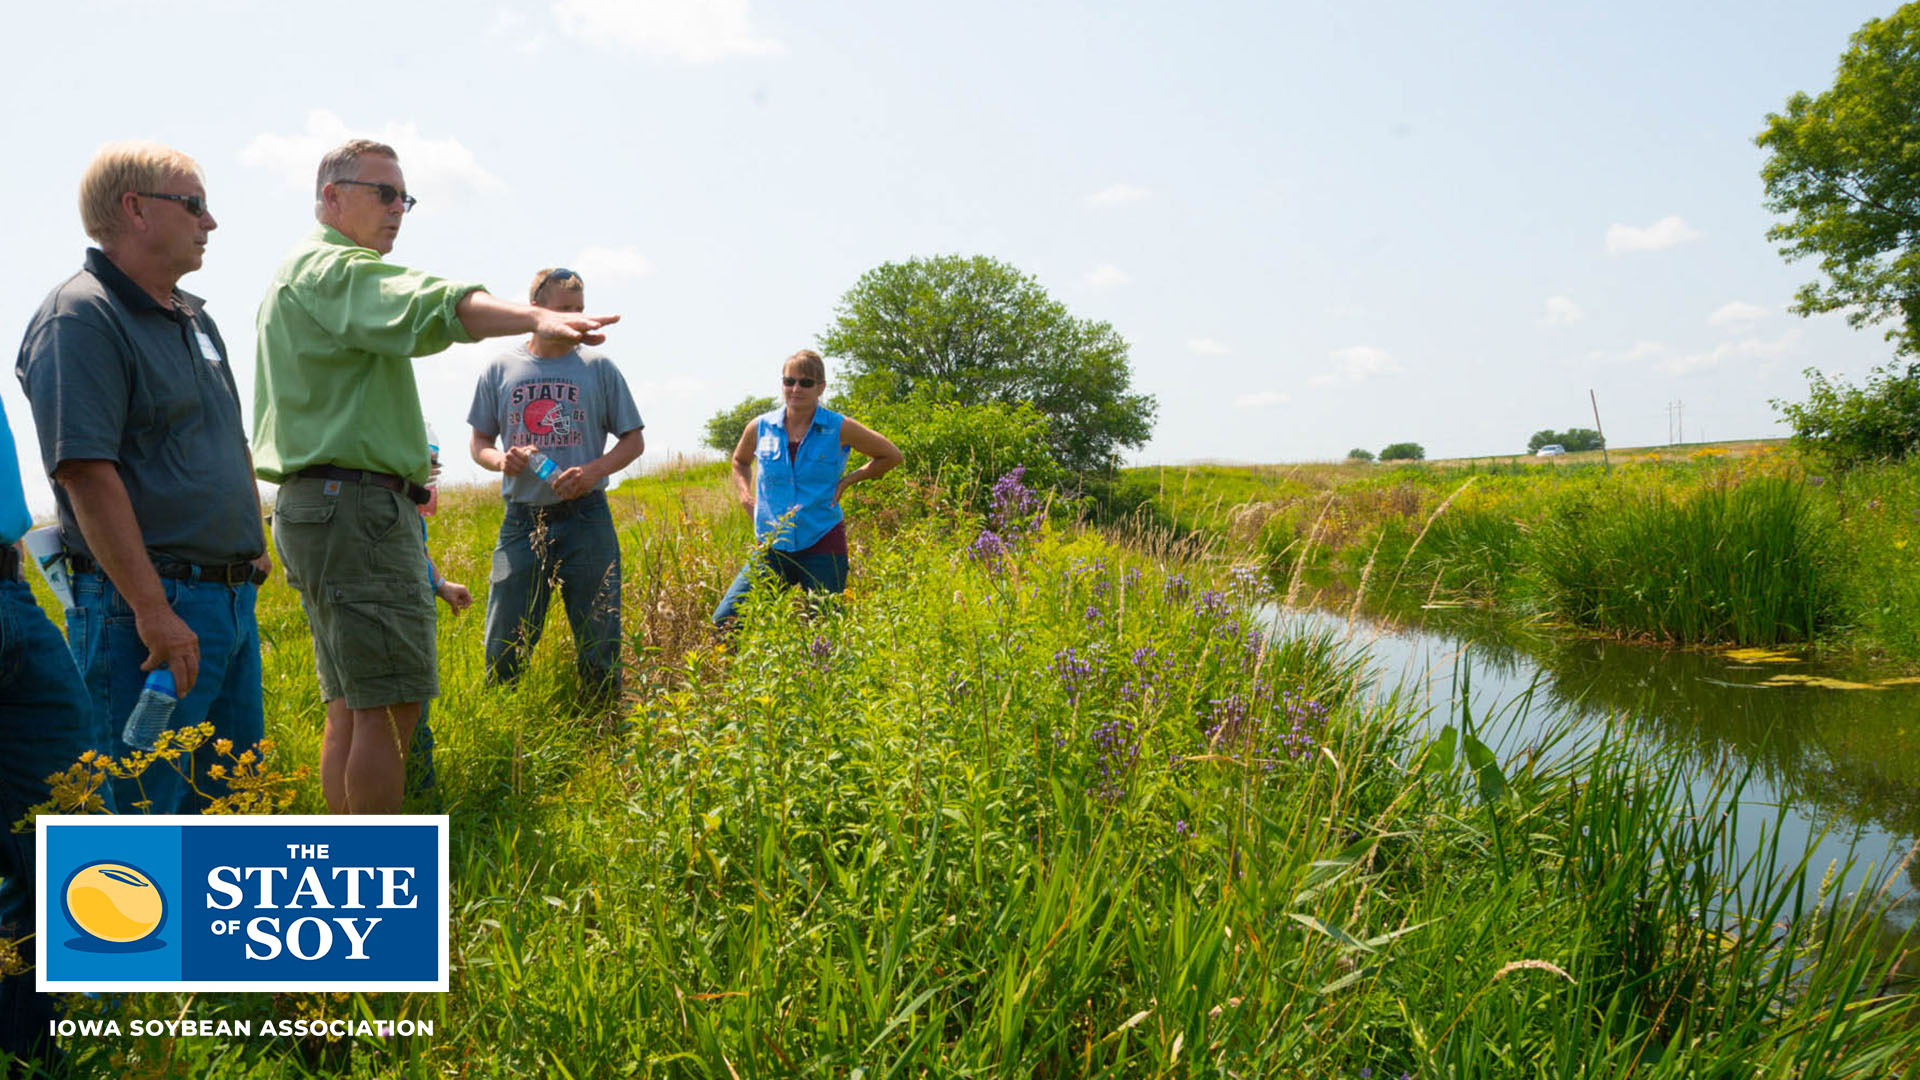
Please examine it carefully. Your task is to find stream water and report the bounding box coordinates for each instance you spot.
[1269,606,1920,927]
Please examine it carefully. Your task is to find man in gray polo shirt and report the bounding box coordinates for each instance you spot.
[14,141,268,815]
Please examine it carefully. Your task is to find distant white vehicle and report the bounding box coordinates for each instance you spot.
[1535,444,1566,457]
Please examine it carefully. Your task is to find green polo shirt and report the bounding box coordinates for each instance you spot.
[251,225,485,484]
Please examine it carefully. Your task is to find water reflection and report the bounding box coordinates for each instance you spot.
[1269,605,1920,922]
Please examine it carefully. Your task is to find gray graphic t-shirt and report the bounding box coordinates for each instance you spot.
[467,344,644,505]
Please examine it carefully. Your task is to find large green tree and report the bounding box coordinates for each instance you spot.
[818,255,1156,475]
[702,395,776,452]
[1757,5,1920,352]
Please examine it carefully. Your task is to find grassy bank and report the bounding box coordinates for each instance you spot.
[1106,446,1920,661]
[18,464,1919,1077]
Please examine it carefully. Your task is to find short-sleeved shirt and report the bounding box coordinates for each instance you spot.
[467,344,643,506]
[14,248,264,565]
[252,225,485,485]
[1,394,33,546]
[751,405,849,550]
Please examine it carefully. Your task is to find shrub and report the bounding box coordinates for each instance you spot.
[1379,441,1425,461]
[847,388,1067,513]
[1772,361,1920,469]
[1346,447,1375,462]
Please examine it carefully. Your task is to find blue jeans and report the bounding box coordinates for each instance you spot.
[483,493,622,698]
[711,548,850,626]
[1,577,115,1064]
[67,570,264,815]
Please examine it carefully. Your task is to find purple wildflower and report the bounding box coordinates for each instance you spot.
[969,529,1009,562]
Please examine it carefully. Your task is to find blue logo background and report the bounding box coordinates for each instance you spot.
[43,826,183,983]
[181,824,438,983]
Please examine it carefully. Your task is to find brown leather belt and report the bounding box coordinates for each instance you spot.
[295,465,431,506]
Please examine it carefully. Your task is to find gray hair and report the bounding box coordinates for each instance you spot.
[315,138,398,199]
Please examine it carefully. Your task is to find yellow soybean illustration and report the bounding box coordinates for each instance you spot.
[65,863,164,943]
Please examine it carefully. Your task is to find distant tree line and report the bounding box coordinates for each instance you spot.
[1527,428,1604,453]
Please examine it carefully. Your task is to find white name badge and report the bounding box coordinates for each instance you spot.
[194,329,223,366]
[758,433,781,457]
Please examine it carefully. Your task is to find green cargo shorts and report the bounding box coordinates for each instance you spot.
[272,474,437,709]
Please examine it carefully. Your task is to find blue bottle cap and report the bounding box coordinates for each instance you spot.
[144,669,177,697]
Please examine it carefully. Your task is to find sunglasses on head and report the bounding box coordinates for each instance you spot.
[137,192,208,217]
[782,376,818,388]
[537,267,579,296]
[334,178,418,212]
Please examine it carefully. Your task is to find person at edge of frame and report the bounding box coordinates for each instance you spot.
[0,393,114,1076]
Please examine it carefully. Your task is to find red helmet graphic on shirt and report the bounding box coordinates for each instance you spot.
[522,400,573,438]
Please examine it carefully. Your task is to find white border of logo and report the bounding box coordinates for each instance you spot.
[36,815,450,993]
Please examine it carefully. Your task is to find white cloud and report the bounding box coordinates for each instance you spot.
[1311,345,1401,385]
[239,110,505,201]
[1708,301,1767,327]
[489,8,548,52]
[1085,184,1150,208]
[1587,340,1667,366]
[552,0,784,62]
[1083,264,1131,288]
[1605,215,1702,254]
[1662,330,1801,376]
[570,246,654,281]
[1541,295,1584,326]
[1187,338,1232,355]
[1233,390,1289,409]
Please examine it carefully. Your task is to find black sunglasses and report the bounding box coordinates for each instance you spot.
[335,178,418,212]
[782,377,818,388]
[137,192,208,217]
[536,268,579,296]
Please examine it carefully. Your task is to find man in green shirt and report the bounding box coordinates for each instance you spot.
[255,138,617,815]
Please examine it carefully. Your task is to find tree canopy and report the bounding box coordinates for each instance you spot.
[817,255,1156,475]
[702,395,777,453]
[1757,4,1920,351]
[1379,442,1425,461]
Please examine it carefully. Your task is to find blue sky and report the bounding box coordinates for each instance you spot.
[1,0,1903,513]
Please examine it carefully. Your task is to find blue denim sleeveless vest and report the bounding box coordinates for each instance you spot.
[752,405,849,550]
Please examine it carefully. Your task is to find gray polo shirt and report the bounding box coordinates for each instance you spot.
[15,248,264,566]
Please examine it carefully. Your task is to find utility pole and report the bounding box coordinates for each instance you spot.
[1667,400,1686,445]
[1590,389,1610,470]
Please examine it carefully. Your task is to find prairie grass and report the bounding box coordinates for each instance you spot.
[18,462,1918,1077]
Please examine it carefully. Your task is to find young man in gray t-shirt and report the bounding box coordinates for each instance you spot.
[468,268,644,699]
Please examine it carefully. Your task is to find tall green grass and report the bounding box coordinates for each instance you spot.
[1529,475,1836,646]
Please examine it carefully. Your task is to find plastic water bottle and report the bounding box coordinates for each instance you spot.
[527,450,559,486]
[425,423,442,488]
[122,670,179,751]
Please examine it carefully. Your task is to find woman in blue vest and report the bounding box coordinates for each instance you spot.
[712,349,903,627]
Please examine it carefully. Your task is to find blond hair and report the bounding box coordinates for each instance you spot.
[785,349,826,384]
[315,138,398,199]
[528,267,585,305]
[78,141,202,244]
